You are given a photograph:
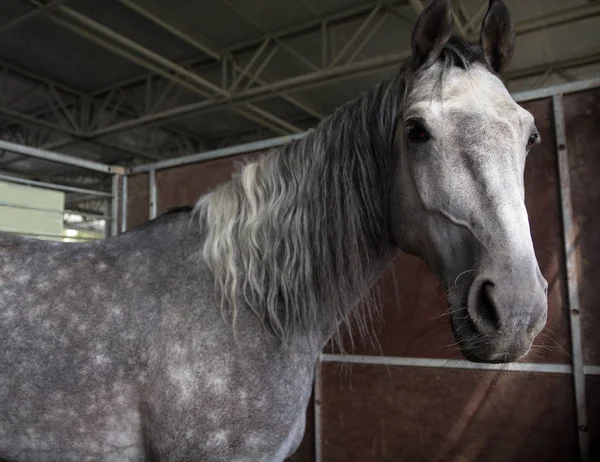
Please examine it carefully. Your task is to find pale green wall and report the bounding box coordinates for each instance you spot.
[0,181,65,239]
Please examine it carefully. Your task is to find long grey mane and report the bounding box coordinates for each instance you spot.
[195,37,483,347]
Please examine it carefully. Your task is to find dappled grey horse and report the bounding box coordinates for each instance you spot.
[0,1,548,460]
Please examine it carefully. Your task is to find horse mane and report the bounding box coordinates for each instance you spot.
[195,36,485,348]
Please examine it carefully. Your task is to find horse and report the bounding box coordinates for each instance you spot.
[0,1,548,460]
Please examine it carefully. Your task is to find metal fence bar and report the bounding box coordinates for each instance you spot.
[513,78,600,104]
[0,200,111,220]
[314,355,322,462]
[0,173,113,197]
[0,139,121,174]
[3,230,95,241]
[111,175,119,237]
[129,134,307,174]
[553,93,589,462]
[321,354,575,374]
[149,169,157,219]
[585,366,600,376]
[121,174,128,233]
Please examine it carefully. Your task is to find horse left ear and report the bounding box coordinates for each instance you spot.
[480,0,515,73]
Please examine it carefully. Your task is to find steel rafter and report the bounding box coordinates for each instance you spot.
[3,0,600,165]
[0,60,208,164]
[25,0,303,137]
[62,2,600,137]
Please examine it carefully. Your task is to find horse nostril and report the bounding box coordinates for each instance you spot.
[470,280,500,333]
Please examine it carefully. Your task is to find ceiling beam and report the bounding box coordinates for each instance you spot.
[73,2,600,137]
[0,0,69,34]
[0,60,209,162]
[115,0,323,121]
[26,0,303,136]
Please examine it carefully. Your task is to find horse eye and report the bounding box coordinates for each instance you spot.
[405,122,430,143]
[527,132,540,150]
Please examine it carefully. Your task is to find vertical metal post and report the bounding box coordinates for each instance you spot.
[110,174,120,237]
[314,355,322,462]
[103,199,112,239]
[321,21,328,68]
[121,174,128,233]
[222,58,228,89]
[553,94,589,462]
[149,168,157,219]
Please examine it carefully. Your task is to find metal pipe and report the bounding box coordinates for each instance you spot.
[0,173,112,197]
[321,354,574,374]
[111,175,119,237]
[149,169,157,219]
[0,200,111,220]
[0,139,118,173]
[4,230,96,241]
[314,356,323,462]
[129,133,307,174]
[586,366,600,376]
[513,78,600,103]
[553,94,589,462]
[121,174,128,233]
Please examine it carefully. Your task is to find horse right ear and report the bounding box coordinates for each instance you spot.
[411,0,454,68]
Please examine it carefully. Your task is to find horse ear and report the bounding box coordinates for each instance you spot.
[411,0,454,68]
[480,0,515,73]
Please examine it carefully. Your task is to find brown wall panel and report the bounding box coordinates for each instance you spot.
[587,376,600,462]
[320,363,578,462]
[327,254,459,359]
[564,88,600,366]
[126,173,149,231]
[287,394,315,462]
[155,152,264,215]
[331,98,570,363]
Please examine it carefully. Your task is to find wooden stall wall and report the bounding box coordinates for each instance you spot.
[564,87,600,462]
[319,95,579,462]
[125,87,599,462]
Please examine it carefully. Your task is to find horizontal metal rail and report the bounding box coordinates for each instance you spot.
[0,200,111,220]
[0,173,113,197]
[513,78,600,103]
[129,133,307,174]
[321,354,600,375]
[0,139,124,174]
[1,230,96,241]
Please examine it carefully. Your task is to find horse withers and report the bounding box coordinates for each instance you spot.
[0,1,547,460]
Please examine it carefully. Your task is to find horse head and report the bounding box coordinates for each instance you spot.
[392,0,548,363]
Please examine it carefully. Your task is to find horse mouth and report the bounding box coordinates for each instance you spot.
[448,306,530,364]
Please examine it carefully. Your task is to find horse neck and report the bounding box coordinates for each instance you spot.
[198,77,402,349]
